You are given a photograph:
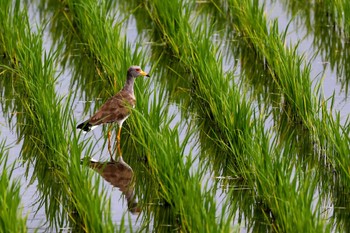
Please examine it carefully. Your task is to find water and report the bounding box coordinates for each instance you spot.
[265,0,350,119]
[1,0,350,232]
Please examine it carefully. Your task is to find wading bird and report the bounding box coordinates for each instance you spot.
[77,66,149,161]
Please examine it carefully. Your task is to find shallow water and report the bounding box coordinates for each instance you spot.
[1,0,350,232]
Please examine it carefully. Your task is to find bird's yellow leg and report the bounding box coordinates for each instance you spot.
[117,126,122,157]
[107,125,114,161]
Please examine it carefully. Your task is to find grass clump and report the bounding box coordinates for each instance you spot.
[279,0,350,93]
[125,84,231,232]
[0,0,349,232]
[0,142,27,233]
[0,0,116,231]
[142,0,329,231]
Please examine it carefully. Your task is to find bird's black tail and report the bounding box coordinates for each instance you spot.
[77,121,93,132]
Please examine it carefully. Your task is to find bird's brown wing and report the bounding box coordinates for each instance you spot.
[88,91,136,126]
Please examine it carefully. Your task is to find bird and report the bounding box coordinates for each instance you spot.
[77,65,149,161]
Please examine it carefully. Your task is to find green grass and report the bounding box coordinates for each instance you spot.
[0,0,350,232]
[278,0,350,93]
[0,142,27,233]
[141,0,334,231]
[0,0,116,231]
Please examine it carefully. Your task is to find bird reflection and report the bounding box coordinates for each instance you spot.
[85,156,140,214]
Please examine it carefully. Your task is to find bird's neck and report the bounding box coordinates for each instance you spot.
[122,76,135,94]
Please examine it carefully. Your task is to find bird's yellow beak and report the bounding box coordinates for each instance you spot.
[140,70,150,77]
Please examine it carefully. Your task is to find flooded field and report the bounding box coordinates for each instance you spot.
[1,0,350,232]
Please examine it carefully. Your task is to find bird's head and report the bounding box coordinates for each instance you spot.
[128,65,150,78]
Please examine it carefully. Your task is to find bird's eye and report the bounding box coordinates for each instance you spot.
[136,68,141,72]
